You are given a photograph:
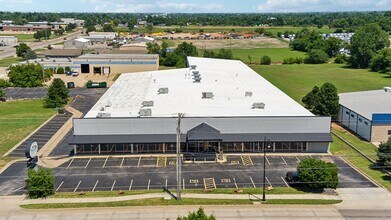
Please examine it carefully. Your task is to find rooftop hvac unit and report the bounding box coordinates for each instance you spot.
[202,92,214,99]
[158,88,169,94]
[190,65,197,70]
[252,102,265,109]
[139,108,152,117]
[245,92,253,97]
[100,106,105,111]
[192,70,200,75]
[142,101,154,107]
[384,87,391,93]
[96,112,111,118]
[105,101,112,107]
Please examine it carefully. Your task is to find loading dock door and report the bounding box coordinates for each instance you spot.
[81,64,90,74]
[103,67,111,75]
[94,67,102,75]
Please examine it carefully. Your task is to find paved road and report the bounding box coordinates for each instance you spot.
[0,30,82,59]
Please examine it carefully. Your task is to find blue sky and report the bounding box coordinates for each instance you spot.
[0,0,390,13]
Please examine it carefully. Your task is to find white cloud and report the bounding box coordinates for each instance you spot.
[258,0,390,12]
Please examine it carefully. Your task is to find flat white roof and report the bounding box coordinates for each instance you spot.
[85,57,313,118]
[339,89,391,120]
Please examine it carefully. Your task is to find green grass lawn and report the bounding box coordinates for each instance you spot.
[0,57,22,67]
[0,34,35,42]
[20,198,342,209]
[252,64,391,103]
[231,48,306,63]
[0,100,55,156]
[52,187,308,199]
[330,134,391,191]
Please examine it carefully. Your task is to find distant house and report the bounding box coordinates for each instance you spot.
[64,38,91,49]
[89,32,118,40]
[44,49,83,58]
[134,36,155,44]
[0,36,18,46]
[61,18,85,26]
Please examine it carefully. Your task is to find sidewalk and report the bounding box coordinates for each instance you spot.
[20,193,341,205]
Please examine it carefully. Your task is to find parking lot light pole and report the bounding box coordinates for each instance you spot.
[262,137,271,202]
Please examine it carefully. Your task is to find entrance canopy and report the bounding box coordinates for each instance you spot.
[187,123,222,142]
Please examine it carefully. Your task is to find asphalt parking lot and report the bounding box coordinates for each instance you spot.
[49,155,375,193]
[0,155,376,195]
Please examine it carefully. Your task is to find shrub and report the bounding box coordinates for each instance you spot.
[65,66,71,72]
[283,57,303,64]
[27,167,55,199]
[377,137,391,167]
[44,78,69,108]
[334,54,348,64]
[0,88,5,99]
[260,55,272,65]
[56,67,65,74]
[370,48,391,73]
[177,208,215,220]
[304,49,329,64]
[298,158,338,189]
[0,79,12,88]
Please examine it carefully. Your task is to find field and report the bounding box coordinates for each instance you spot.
[231,48,306,63]
[0,100,55,156]
[252,64,391,103]
[0,57,22,67]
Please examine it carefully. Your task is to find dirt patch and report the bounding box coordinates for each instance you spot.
[168,37,288,49]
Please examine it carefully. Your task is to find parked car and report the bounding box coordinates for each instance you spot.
[67,82,75,89]
[71,71,79,77]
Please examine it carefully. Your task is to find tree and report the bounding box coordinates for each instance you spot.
[65,66,71,72]
[304,49,329,64]
[302,86,320,109]
[202,49,233,60]
[33,29,51,41]
[24,50,37,60]
[177,208,215,220]
[0,88,5,100]
[27,167,55,199]
[260,55,271,65]
[349,23,390,68]
[370,48,391,73]
[127,18,137,32]
[0,79,12,88]
[44,78,69,108]
[323,37,343,57]
[334,54,348,64]
[174,42,198,58]
[56,67,65,74]
[85,25,96,34]
[145,23,154,33]
[377,137,391,167]
[65,23,77,32]
[248,55,252,64]
[54,28,65,36]
[313,83,339,117]
[15,43,31,57]
[298,158,338,189]
[8,64,45,87]
[146,42,161,55]
[102,24,114,32]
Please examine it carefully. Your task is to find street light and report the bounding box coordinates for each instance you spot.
[262,137,271,202]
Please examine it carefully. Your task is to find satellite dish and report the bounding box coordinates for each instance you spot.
[25,141,39,159]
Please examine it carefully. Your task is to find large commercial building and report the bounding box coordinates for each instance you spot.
[337,89,391,142]
[70,57,332,155]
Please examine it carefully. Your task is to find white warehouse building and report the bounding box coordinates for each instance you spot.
[70,57,332,155]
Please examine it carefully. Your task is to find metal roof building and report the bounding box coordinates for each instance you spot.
[337,88,391,142]
[71,57,332,155]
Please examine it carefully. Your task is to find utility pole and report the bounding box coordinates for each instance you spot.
[176,113,184,200]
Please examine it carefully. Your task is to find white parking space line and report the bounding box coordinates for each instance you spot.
[84,158,91,169]
[137,157,141,167]
[129,179,133,191]
[92,180,99,192]
[56,181,64,192]
[249,177,256,188]
[281,177,290,187]
[102,157,108,168]
[111,180,116,191]
[147,179,151,190]
[74,181,81,192]
[120,157,125,168]
[233,178,238,189]
[280,156,287,165]
[183,178,185,190]
[265,156,271,165]
[66,158,74,169]
[296,156,301,162]
[165,179,168,188]
[266,177,272,187]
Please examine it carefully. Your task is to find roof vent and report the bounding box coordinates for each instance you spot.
[100,106,105,111]
[105,101,112,107]
[384,87,391,93]
[158,88,169,94]
[96,112,111,118]
[139,108,152,116]
[192,70,200,75]
[193,78,201,83]
[252,102,265,109]
[142,101,154,107]
[202,92,214,99]
[245,92,253,97]
[190,65,197,70]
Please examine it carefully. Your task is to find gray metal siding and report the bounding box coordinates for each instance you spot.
[356,115,371,141]
[73,116,331,136]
